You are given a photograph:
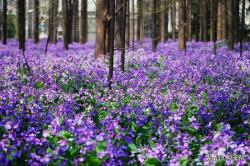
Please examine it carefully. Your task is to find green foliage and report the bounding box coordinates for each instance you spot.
[144,158,161,166]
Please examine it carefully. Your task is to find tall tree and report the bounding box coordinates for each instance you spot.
[187,0,192,41]
[62,0,69,50]
[68,0,73,43]
[80,0,87,44]
[210,0,217,42]
[171,0,176,40]
[164,0,169,41]
[227,0,234,50]
[240,0,245,57]
[96,0,108,57]
[221,0,227,40]
[17,0,25,50]
[178,0,186,50]
[115,0,123,48]
[152,0,160,51]
[137,0,144,43]
[233,0,239,43]
[2,0,7,44]
[125,0,130,47]
[121,0,127,71]
[48,0,58,44]
[33,0,39,44]
[73,0,79,42]
[217,0,222,40]
[132,0,135,50]
[108,0,115,88]
[200,0,208,41]
[160,0,165,42]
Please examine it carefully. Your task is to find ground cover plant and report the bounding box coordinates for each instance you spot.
[0,40,249,165]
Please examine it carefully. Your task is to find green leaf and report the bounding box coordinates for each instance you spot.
[179,157,189,166]
[215,160,225,166]
[95,141,106,153]
[170,102,178,112]
[34,81,44,89]
[59,131,72,139]
[128,143,137,152]
[85,155,101,166]
[144,158,161,166]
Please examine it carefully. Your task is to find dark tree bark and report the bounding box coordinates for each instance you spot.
[137,0,144,43]
[125,0,130,47]
[68,0,73,43]
[73,0,79,42]
[152,0,160,51]
[221,0,227,40]
[108,0,115,88]
[96,0,108,57]
[171,0,176,40]
[240,0,245,57]
[115,0,123,48]
[233,0,239,43]
[121,0,127,71]
[187,0,192,41]
[62,0,69,50]
[200,0,208,41]
[132,0,135,50]
[80,0,87,44]
[227,0,234,50]
[2,0,7,44]
[48,0,58,44]
[33,0,39,44]
[164,0,169,41]
[210,0,217,42]
[178,0,186,51]
[17,0,26,50]
[160,0,165,42]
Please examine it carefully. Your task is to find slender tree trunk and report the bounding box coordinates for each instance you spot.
[171,0,176,40]
[96,0,108,57]
[217,0,222,40]
[48,0,58,43]
[160,0,165,42]
[234,0,239,43]
[68,0,73,43]
[187,0,192,41]
[53,0,58,43]
[152,0,160,51]
[80,0,87,44]
[227,0,234,50]
[62,0,69,50]
[108,0,115,88]
[0,1,2,41]
[132,0,135,50]
[125,0,130,47]
[221,0,227,40]
[210,0,217,42]
[240,0,245,57]
[33,0,39,44]
[115,0,123,48]
[137,0,144,43]
[121,0,127,71]
[2,0,7,44]
[17,0,25,50]
[164,0,169,41]
[73,0,79,42]
[178,0,186,51]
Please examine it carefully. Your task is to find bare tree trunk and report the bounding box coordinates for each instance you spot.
[227,0,234,50]
[137,0,144,43]
[48,0,58,44]
[53,0,58,43]
[221,0,227,40]
[132,0,135,50]
[0,1,2,41]
[178,0,186,51]
[217,0,222,40]
[160,0,165,42]
[33,0,39,44]
[96,0,108,57]
[152,0,160,51]
[187,0,192,41]
[234,0,239,43]
[17,0,25,50]
[2,0,7,44]
[68,0,73,43]
[240,0,245,57]
[171,0,176,40]
[164,0,169,41]
[62,0,69,50]
[108,0,115,88]
[115,0,123,48]
[125,0,130,47]
[210,0,217,42]
[121,0,127,71]
[80,0,87,44]
[73,0,79,42]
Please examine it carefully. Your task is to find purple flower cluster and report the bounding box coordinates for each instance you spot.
[0,39,249,165]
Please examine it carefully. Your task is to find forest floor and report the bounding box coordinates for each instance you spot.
[0,39,249,165]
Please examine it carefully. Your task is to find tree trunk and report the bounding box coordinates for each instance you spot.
[132,0,135,50]
[171,0,176,40]
[80,0,87,44]
[48,0,58,44]
[210,0,217,42]
[199,0,207,41]
[221,0,227,40]
[115,0,123,48]
[227,0,234,50]
[233,0,239,43]
[217,0,222,40]
[178,0,186,51]
[62,0,69,50]
[125,0,130,47]
[240,0,245,57]
[68,0,73,43]
[73,0,79,42]
[108,0,115,88]
[2,0,7,44]
[164,0,169,41]
[121,0,127,71]
[17,0,25,50]
[187,0,192,41]
[96,0,108,57]
[137,0,144,43]
[33,0,39,44]
[160,0,165,42]
[152,0,160,51]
